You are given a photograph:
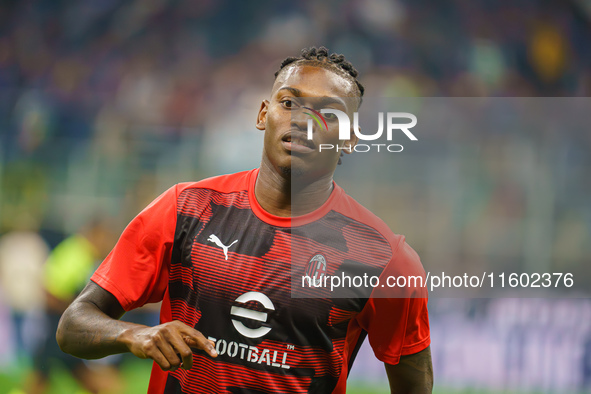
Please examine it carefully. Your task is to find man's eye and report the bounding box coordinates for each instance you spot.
[281,100,293,108]
[324,112,337,120]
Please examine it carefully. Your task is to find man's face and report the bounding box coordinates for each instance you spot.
[256,64,358,180]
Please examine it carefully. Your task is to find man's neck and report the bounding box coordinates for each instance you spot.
[254,161,334,218]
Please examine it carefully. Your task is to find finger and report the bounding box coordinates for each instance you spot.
[181,328,217,358]
[155,337,182,370]
[146,347,172,371]
[167,333,194,370]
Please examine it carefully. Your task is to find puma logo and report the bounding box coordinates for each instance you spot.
[207,234,238,261]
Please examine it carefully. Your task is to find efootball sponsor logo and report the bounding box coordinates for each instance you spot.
[305,109,417,152]
[208,291,292,370]
[230,291,274,338]
[207,334,291,370]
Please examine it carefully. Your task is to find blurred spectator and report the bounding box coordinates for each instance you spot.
[0,226,48,363]
[29,218,121,394]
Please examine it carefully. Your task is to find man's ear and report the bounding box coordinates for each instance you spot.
[256,100,269,130]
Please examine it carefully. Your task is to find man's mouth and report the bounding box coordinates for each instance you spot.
[282,133,316,153]
[285,135,314,148]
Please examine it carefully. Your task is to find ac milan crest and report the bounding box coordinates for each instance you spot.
[305,254,327,287]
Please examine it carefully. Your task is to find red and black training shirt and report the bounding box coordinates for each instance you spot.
[91,168,430,393]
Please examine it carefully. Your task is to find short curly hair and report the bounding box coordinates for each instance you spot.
[274,46,365,104]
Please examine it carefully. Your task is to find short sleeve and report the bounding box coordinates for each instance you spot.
[354,239,431,365]
[90,185,178,311]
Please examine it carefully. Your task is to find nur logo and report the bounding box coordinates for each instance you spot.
[304,108,418,153]
[303,106,328,133]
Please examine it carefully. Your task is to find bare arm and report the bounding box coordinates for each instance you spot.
[56,281,217,371]
[385,346,433,394]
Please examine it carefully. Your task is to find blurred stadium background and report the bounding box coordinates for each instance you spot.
[0,0,590,393]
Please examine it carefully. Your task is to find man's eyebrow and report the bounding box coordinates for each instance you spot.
[316,96,346,108]
[277,87,302,96]
[277,87,346,107]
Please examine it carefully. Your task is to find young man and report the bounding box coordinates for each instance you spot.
[57,47,433,393]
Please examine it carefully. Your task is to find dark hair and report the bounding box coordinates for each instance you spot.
[274,46,365,103]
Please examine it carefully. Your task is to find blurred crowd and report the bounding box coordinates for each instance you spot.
[0,0,590,392]
[1,0,590,232]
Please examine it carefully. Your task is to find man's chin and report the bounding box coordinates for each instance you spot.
[278,166,306,178]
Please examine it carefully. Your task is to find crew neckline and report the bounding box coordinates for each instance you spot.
[247,168,342,228]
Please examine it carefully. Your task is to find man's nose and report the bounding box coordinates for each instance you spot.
[290,109,310,131]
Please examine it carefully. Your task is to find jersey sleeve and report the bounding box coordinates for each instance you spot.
[90,185,178,311]
[355,238,431,365]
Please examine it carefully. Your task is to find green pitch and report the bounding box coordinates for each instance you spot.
[0,360,579,394]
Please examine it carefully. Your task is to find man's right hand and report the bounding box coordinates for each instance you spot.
[57,282,217,369]
[121,320,218,371]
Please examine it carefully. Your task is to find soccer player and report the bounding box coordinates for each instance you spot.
[57,47,433,393]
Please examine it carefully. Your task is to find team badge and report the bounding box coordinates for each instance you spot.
[305,254,327,287]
